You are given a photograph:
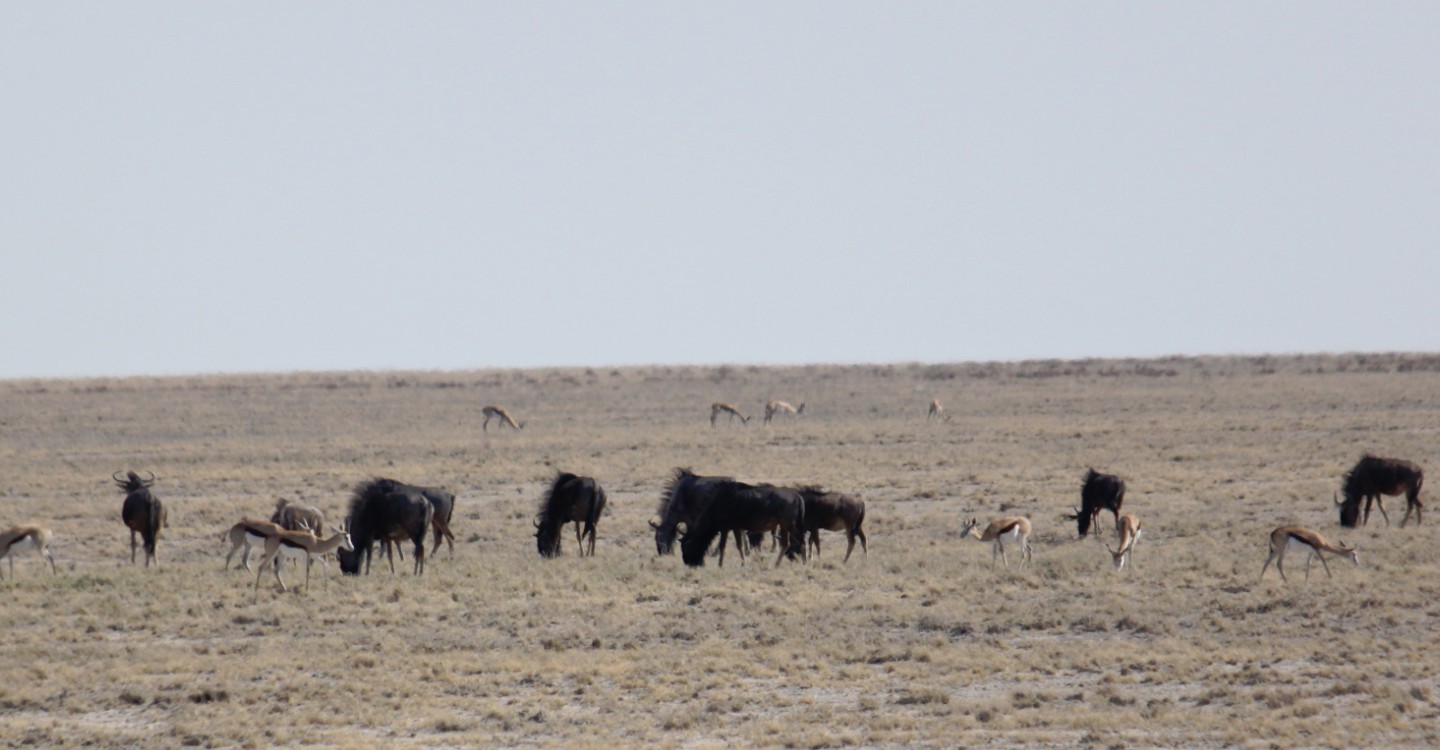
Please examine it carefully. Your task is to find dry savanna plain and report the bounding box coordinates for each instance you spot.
[1,354,1439,749]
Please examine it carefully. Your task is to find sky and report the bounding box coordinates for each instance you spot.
[2,3,1437,379]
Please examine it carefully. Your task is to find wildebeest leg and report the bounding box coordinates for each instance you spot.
[717,532,729,567]
[130,530,138,564]
[574,521,584,556]
[843,531,858,563]
[1372,495,1390,526]
[1401,493,1422,527]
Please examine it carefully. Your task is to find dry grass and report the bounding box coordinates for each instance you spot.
[1,354,1439,748]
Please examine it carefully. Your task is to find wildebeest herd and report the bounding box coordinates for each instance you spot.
[0,438,1424,591]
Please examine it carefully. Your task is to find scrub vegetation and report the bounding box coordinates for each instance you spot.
[1,353,1438,748]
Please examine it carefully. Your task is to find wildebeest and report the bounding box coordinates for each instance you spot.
[535,471,607,558]
[1336,454,1424,528]
[680,482,806,567]
[115,470,166,566]
[1069,469,1125,538]
[337,478,433,576]
[373,482,458,571]
[797,487,867,562]
[652,468,736,555]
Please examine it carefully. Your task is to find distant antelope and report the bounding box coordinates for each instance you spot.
[763,400,805,425]
[1260,526,1358,582]
[1107,514,1143,571]
[927,399,950,422]
[710,402,750,427]
[961,517,1033,567]
[0,525,57,578]
[481,405,524,431]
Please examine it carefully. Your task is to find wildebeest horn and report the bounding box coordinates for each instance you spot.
[143,471,156,485]
[112,470,126,484]
[533,517,543,529]
[648,520,660,531]
[1333,492,1343,507]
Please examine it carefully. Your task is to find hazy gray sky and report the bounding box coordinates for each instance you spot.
[3,3,1437,379]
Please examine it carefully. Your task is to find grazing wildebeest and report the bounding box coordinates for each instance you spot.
[797,487,867,562]
[0,525,57,578]
[1336,454,1424,528]
[535,472,608,558]
[1069,469,1125,538]
[337,478,433,576]
[373,482,457,571]
[115,470,166,566]
[680,482,806,568]
[652,468,737,555]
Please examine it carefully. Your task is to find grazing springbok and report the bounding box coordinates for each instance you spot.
[1069,469,1126,539]
[961,517,1033,568]
[710,402,750,427]
[763,400,805,425]
[535,471,608,558]
[927,399,950,422]
[337,478,433,576]
[0,526,57,578]
[1336,454,1424,528]
[252,526,354,596]
[1107,514,1143,571]
[222,519,286,571]
[1260,526,1358,582]
[115,470,167,566]
[797,487,867,562]
[481,405,524,431]
[680,482,806,567]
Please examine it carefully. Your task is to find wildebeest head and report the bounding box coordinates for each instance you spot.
[1336,492,1362,528]
[113,470,155,494]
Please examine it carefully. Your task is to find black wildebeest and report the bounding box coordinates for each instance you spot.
[337,478,433,576]
[1337,454,1424,528]
[680,482,806,567]
[373,482,458,572]
[535,472,608,558]
[1069,469,1125,538]
[115,470,166,566]
[797,487,867,562]
[652,468,736,555]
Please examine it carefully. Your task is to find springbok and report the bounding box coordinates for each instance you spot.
[0,526,57,578]
[115,470,166,566]
[763,400,805,425]
[1260,526,1358,582]
[1107,514,1142,571]
[927,399,950,422]
[481,405,524,431]
[961,517,1033,568]
[253,526,354,596]
[710,402,750,427]
[222,519,285,571]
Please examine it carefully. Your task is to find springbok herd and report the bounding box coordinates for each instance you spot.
[0,400,1425,592]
